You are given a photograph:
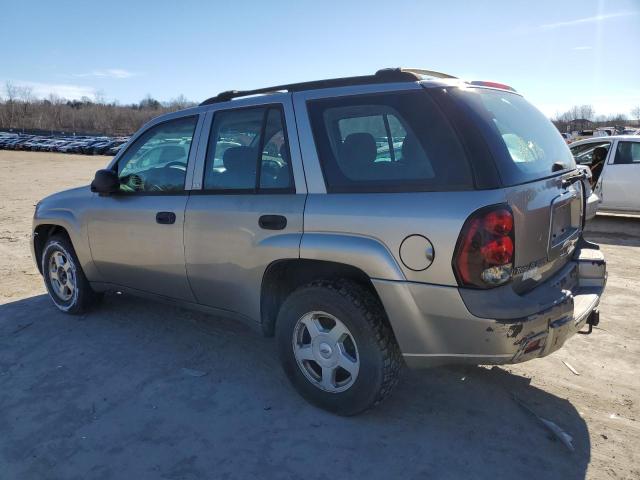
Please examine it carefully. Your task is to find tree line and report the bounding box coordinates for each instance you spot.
[0,82,197,136]
[2,81,639,136]
[552,104,640,132]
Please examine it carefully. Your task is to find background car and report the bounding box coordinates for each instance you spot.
[570,135,640,214]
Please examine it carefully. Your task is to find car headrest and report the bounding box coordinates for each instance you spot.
[223,146,257,173]
[341,133,377,167]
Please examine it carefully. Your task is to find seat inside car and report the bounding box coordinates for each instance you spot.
[339,132,377,179]
[218,146,257,189]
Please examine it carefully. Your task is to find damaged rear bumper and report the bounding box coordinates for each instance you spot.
[373,242,606,368]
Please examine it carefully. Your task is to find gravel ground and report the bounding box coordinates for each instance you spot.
[0,151,638,480]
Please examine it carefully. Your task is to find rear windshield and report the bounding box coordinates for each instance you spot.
[307,90,474,192]
[448,88,576,185]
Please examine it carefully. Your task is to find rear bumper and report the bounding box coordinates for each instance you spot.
[373,243,606,368]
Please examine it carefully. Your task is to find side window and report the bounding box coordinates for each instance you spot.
[204,106,293,191]
[328,106,435,180]
[569,142,611,165]
[117,116,197,193]
[613,142,640,165]
[308,91,469,192]
[260,109,292,189]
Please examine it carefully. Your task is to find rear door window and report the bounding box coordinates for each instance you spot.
[613,142,640,164]
[307,91,472,192]
[204,106,294,192]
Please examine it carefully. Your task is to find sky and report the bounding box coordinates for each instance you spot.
[1,0,639,118]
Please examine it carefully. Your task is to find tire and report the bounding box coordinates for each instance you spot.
[276,280,402,416]
[41,234,102,314]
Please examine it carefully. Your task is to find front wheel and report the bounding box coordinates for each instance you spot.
[276,280,402,415]
[41,235,102,314]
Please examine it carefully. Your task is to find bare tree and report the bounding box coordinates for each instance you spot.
[5,81,19,128]
[94,90,106,105]
[0,94,185,135]
[139,94,161,110]
[631,106,640,126]
[578,104,594,121]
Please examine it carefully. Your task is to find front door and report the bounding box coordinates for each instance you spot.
[601,140,640,211]
[184,101,305,322]
[88,115,201,301]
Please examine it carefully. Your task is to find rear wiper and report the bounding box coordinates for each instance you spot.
[552,161,566,172]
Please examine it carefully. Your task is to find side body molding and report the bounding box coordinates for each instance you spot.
[300,233,405,281]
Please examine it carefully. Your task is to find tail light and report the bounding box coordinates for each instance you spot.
[453,205,515,288]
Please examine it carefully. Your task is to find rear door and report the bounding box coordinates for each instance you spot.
[600,140,640,211]
[184,96,306,323]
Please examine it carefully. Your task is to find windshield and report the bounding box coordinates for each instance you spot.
[449,88,576,185]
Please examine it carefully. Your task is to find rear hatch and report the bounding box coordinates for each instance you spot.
[436,85,584,293]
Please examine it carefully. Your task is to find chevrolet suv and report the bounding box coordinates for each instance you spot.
[32,68,606,415]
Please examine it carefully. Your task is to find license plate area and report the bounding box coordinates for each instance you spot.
[548,182,583,260]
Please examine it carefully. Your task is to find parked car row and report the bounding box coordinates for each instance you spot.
[0,132,129,156]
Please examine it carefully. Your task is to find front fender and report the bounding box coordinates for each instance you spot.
[300,233,405,281]
[33,189,100,280]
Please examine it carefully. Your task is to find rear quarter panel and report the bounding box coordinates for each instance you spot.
[302,190,505,285]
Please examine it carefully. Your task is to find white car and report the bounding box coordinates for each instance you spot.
[570,135,640,214]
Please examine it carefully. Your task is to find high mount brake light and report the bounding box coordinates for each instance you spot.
[453,206,515,288]
[468,81,517,92]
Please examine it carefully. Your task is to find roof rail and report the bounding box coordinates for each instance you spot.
[199,67,455,106]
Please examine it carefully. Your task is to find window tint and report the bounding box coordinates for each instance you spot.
[570,142,611,165]
[613,142,640,164]
[117,116,197,193]
[308,91,471,192]
[260,109,293,189]
[448,88,575,185]
[204,107,293,191]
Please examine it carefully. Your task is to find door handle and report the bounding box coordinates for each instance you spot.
[156,211,176,224]
[259,214,287,230]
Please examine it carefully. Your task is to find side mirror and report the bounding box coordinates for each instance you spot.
[90,169,119,195]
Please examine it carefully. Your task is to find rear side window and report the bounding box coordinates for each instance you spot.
[307,91,473,192]
[448,88,576,185]
[613,142,640,164]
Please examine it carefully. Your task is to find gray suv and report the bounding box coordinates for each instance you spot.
[32,68,606,415]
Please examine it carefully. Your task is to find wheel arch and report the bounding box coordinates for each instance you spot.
[33,224,72,274]
[260,258,391,337]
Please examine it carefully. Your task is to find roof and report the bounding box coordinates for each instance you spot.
[199,68,458,106]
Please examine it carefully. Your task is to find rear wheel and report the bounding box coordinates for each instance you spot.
[42,235,102,314]
[276,280,402,415]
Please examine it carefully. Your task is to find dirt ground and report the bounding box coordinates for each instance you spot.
[0,151,638,480]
